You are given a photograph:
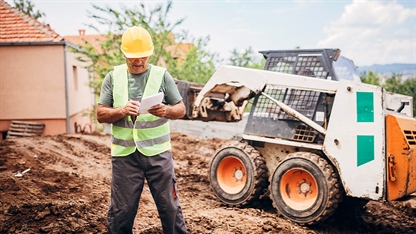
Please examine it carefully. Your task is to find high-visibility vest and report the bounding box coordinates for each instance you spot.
[110,64,171,156]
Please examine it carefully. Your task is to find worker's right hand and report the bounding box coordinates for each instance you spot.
[122,100,141,116]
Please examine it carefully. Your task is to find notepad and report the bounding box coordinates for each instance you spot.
[138,92,164,114]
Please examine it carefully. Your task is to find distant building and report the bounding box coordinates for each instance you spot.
[64,31,194,70]
[0,0,94,139]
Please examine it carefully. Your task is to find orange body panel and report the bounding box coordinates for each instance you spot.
[386,114,416,201]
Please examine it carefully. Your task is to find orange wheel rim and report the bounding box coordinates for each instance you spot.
[280,168,318,210]
[216,156,246,194]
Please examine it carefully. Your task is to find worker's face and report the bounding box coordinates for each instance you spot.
[125,56,149,74]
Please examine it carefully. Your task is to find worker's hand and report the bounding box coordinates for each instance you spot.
[122,100,141,116]
[148,104,167,117]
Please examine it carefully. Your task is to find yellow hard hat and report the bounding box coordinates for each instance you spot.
[120,26,154,58]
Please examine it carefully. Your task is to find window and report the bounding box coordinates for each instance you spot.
[73,66,78,90]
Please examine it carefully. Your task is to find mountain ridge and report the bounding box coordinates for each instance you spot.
[357,63,415,78]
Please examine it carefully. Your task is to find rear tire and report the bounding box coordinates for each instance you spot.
[209,141,268,206]
[270,152,342,225]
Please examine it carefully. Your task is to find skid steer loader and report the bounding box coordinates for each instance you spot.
[176,48,416,225]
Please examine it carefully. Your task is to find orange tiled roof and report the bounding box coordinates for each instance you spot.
[0,0,63,43]
[65,32,107,54]
[165,43,194,59]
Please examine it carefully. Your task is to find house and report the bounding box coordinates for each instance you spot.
[64,29,107,54]
[0,0,94,139]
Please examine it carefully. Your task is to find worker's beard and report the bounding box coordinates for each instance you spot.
[128,62,148,74]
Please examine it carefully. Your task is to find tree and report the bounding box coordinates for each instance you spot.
[13,0,45,20]
[360,71,381,86]
[71,1,219,97]
[165,32,219,83]
[383,73,404,93]
[227,46,265,69]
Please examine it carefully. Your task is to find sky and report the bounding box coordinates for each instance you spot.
[6,0,415,67]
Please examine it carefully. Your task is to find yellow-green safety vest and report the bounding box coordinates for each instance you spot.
[110,64,171,156]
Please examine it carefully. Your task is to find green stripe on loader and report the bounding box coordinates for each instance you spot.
[356,92,374,122]
[357,135,374,166]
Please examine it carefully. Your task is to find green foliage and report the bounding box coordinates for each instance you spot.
[166,33,218,83]
[383,73,405,93]
[70,1,219,97]
[227,46,265,69]
[361,72,416,117]
[360,71,381,86]
[13,0,45,20]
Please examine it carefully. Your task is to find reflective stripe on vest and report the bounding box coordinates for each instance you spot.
[110,64,171,156]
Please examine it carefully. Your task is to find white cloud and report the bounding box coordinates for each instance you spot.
[227,28,262,35]
[317,0,415,66]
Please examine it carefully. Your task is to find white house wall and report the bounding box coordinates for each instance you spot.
[64,46,94,130]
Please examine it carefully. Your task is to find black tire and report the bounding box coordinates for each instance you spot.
[209,141,269,206]
[270,152,342,225]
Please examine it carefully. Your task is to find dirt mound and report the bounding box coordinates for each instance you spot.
[0,132,415,234]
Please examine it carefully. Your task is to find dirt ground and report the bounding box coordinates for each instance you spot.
[0,132,415,234]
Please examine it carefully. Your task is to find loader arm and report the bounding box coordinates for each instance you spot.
[260,92,327,135]
[187,65,339,122]
[188,65,267,122]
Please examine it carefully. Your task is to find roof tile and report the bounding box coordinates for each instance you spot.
[0,0,63,43]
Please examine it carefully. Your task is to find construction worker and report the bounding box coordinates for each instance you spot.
[97,26,187,234]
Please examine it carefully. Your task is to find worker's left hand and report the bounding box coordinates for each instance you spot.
[148,104,167,117]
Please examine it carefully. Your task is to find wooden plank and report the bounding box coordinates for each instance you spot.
[8,126,44,131]
[7,132,39,137]
[10,122,44,127]
[8,129,43,134]
[10,120,45,125]
[7,120,45,139]
[10,123,45,128]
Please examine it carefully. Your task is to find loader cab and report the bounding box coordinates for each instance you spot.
[245,49,358,143]
[260,48,361,82]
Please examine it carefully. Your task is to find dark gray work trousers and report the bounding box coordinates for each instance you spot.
[107,150,187,234]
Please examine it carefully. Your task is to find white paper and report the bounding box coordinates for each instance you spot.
[138,92,164,114]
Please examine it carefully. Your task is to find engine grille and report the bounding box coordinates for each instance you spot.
[404,130,416,145]
[293,125,317,142]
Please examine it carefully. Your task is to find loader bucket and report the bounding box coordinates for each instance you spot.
[386,114,416,201]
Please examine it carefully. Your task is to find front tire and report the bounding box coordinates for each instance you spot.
[209,142,268,206]
[270,152,342,225]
